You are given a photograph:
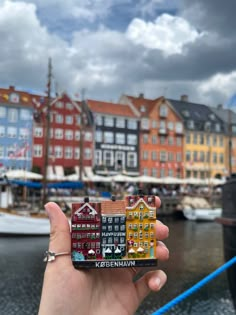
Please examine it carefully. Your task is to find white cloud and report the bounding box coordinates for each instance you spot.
[126,13,205,56]
[198,71,236,105]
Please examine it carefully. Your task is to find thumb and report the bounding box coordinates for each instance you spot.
[134,270,167,305]
[45,202,72,266]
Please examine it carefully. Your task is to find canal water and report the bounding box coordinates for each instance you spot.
[0,219,235,315]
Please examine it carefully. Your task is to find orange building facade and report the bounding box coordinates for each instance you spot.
[120,95,184,178]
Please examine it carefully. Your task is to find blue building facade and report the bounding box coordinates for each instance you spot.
[0,91,34,172]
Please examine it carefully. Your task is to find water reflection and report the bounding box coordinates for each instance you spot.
[0,219,235,315]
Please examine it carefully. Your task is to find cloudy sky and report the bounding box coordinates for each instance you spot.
[0,0,236,106]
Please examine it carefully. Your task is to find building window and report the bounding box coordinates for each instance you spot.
[193,151,198,162]
[160,151,167,162]
[95,131,102,142]
[20,109,31,120]
[34,145,42,157]
[96,115,103,126]
[116,118,125,128]
[142,151,148,160]
[219,136,224,147]
[213,135,217,146]
[151,168,157,177]
[7,127,17,138]
[116,133,125,144]
[8,109,18,122]
[65,147,73,159]
[55,129,63,139]
[65,115,73,124]
[104,132,114,144]
[115,151,125,169]
[168,136,174,145]
[0,146,4,158]
[219,153,224,164]
[75,131,80,141]
[187,120,194,129]
[193,133,198,144]
[168,152,174,161]
[200,151,205,162]
[19,128,29,139]
[127,134,137,145]
[160,169,165,177]
[84,132,92,141]
[186,133,191,144]
[176,152,182,162]
[151,151,157,160]
[200,134,204,145]
[167,122,173,130]
[55,146,63,158]
[34,127,43,137]
[74,148,80,159]
[141,118,149,130]
[186,151,191,161]
[127,152,137,167]
[159,104,168,117]
[175,122,183,133]
[143,168,149,176]
[55,101,63,108]
[0,126,5,137]
[213,153,217,164]
[55,114,63,123]
[176,137,182,146]
[160,136,165,144]
[152,135,157,144]
[104,116,114,127]
[127,119,137,130]
[0,107,6,117]
[95,150,102,165]
[143,134,148,144]
[84,148,92,160]
[65,130,73,140]
[104,151,114,166]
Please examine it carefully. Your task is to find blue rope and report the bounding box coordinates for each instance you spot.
[151,256,236,315]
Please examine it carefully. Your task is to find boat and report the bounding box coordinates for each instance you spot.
[0,210,50,235]
[179,196,222,221]
[183,206,222,221]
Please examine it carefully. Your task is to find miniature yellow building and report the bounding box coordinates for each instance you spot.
[126,195,156,259]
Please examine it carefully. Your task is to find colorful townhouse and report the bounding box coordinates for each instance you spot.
[119,94,184,178]
[71,198,102,260]
[86,99,140,176]
[169,96,226,179]
[126,195,156,259]
[0,86,34,172]
[100,198,126,259]
[32,93,94,178]
[210,105,236,176]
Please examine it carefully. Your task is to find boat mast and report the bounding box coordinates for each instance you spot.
[42,58,52,206]
[79,88,85,181]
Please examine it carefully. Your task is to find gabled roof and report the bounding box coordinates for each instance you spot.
[86,99,139,118]
[210,107,236,124]
[168,98,226,132]
[124,95,163,117]
[101,200,126,215]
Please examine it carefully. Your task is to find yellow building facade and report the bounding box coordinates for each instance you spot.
[126,196,156,259]
[184,131,226,179]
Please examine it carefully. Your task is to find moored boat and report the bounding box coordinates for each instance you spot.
[0,210,50,235]
[183,206,222,221]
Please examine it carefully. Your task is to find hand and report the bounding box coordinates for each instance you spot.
[38,199,169,315]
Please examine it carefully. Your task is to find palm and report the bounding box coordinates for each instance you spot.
[58,266,139,315]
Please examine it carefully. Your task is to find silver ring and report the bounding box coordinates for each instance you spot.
[43,250,70,262]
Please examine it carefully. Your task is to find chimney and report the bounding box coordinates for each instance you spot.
[180,94,188,102]
[139,93,144,99]
[217,104,223,109]
[9,86,15,91]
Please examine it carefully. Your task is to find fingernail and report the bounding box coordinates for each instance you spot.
[154,277,161,290]
[44,202,53,219]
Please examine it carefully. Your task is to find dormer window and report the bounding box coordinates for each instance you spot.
[209,113,215,120]
[140,105,146,113]
[182,110,190,117]
[187,120,194,129]
[205,122,211,131]
[159,104,168,117]
[215,123,220,132]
